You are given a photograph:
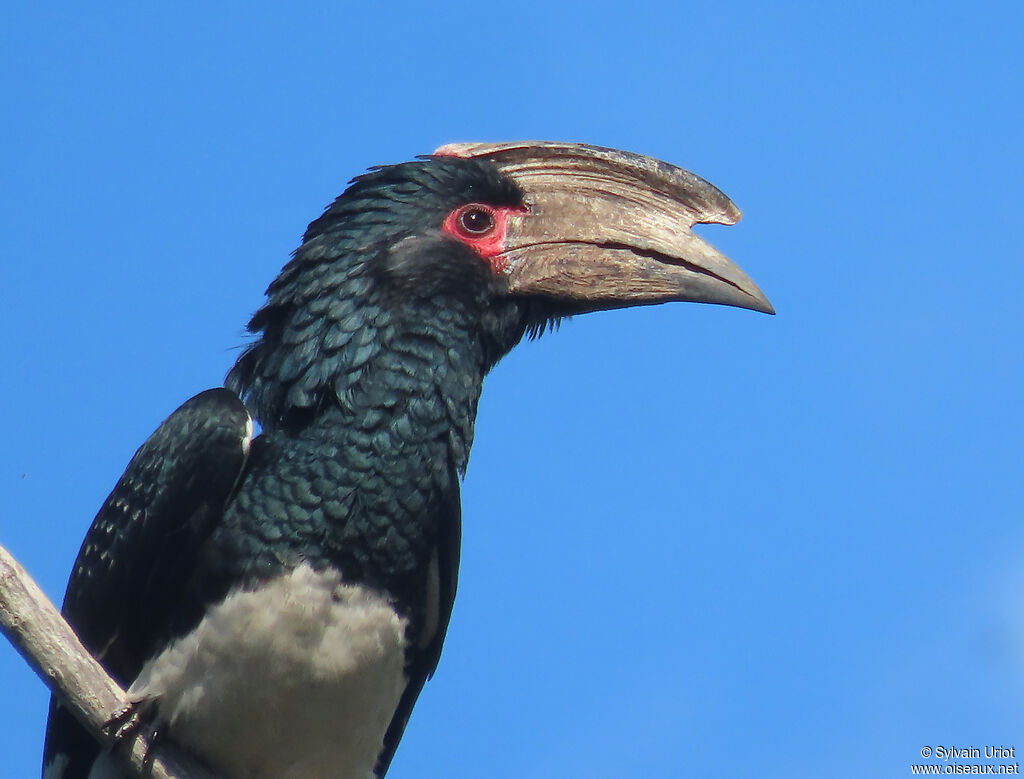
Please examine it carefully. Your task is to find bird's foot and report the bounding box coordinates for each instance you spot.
[103,698,162,763]
[103,700,142,740]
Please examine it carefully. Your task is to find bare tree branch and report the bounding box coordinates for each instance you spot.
[0,542,221,779]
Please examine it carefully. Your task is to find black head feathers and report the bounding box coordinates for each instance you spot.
[226,155,530,429]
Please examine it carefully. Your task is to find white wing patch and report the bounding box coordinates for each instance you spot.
[85,751,121,779]
[241,413,254,456]
[42,753,69,779]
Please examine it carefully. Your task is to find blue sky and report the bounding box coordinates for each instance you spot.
[2,2,1021,777]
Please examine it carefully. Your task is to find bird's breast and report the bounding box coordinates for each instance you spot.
[128,564,409,779]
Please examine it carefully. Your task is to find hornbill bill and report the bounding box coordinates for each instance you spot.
[42,141,772,779]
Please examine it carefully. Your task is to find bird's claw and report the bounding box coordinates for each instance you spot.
[103,701,142,741]
[102,699,162,765]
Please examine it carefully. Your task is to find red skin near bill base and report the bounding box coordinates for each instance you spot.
[441,203,528,273]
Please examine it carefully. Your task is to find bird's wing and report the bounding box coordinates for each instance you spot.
[42,387,252,779]
[376,477,462,777]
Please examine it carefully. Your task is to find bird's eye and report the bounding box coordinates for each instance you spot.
[457,206,495,236]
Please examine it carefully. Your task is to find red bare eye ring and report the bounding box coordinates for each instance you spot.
[442,203,526,268]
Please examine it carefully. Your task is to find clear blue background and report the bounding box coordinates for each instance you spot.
[2,2,1021,777]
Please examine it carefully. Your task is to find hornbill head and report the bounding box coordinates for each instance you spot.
[230,141,772,427]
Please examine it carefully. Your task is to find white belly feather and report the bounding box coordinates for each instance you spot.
[125,564,408,779]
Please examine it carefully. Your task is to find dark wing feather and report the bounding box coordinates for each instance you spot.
[42,388,252,779]
[375,478,462,777]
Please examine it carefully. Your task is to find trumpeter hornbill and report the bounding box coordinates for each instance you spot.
[42,141,772,779]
